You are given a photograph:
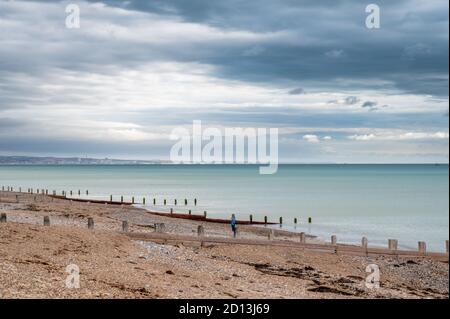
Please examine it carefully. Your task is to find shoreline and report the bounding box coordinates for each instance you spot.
[0,191,448,299]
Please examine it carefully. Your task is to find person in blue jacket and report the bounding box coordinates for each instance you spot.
[231,214,237,238]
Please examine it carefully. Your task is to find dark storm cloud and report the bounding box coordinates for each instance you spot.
[11,0,449,96]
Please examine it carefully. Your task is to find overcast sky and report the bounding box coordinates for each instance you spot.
[0,0,448,163]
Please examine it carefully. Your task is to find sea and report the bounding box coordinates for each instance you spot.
[0,164,448,252]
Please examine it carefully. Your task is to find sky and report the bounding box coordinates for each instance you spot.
[0,0,448,163]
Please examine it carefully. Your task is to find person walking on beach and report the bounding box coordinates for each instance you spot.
[231,214,237,238]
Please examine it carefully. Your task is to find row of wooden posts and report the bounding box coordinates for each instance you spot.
[1,212,447,254]
[1,186,200,206]
[2,186,314,225]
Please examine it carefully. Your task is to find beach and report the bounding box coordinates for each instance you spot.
[0,191,448,299]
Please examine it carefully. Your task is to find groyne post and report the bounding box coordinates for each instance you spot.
[43,216,50,226]
[88,218,94,230]
[203,211,207,218]
[143,197,146,205]
[279,217,283,227]
[264,216,267,225]
[0,213,6,223]
[197,225,204,237]
[299,232,306,243]
[418,241,427,254]
[122,220,129,232]
[388,239,398,251]
[331,235,337,245]
[249,214,253,223]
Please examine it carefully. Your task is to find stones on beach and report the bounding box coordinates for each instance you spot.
[0,213,6,223]
[388,239,398,251]
[154,223,166,233]
[43,216,50,226]
[418,241,427,254]
[331,235,337,245]
[122,220,129,232]
[88,217,94,230]
[197,225,204,237]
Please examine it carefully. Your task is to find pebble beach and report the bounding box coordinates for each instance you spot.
[0,191,448,299]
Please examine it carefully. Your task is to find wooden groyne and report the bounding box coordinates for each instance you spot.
[148,211,277,225]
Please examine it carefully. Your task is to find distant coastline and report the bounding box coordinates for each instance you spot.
[0,155,448,166]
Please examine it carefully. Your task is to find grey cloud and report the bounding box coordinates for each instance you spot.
[344,96,360,105]
[288,88,305,95]
[362,101,378,108]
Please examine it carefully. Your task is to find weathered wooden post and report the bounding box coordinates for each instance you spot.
[121,196,123,203]
[268,229,274,240]
[418,241,427,254]
[331,235,337,245]
[45,190,48,195]
[174,199,177,206]
[37,189,40,194]
[19,187,22,193]
[110,195,113,202]
[194,198,197,206]
[43,216,50,226]
[308,217,312,224]
[185,199,188,206]
[170,208,173,214]
[264,216,268,225]
[362,237,368,249]
[294,218,298,226]
[197,225,204,237]
[78,190,81,196]
[164,199,167,205]
[388,239,398,251]
[279,217,283,227]
[88,218,94,230]
[70,190,73,196]
[249,214,253,223]
[143,197,146,205]
[203,211,207,218]
[299,232,306,243]
[189,209,192,215]
[446,240,449,253]
[86,190,89,196]
[122,220,129,232]
[153,198,156,205]
[132,197,135,204]
[0,213,6,223]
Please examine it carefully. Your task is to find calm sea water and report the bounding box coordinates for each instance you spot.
[0,164,448,252]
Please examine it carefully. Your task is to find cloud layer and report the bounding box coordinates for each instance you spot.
[0,0,448,162]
